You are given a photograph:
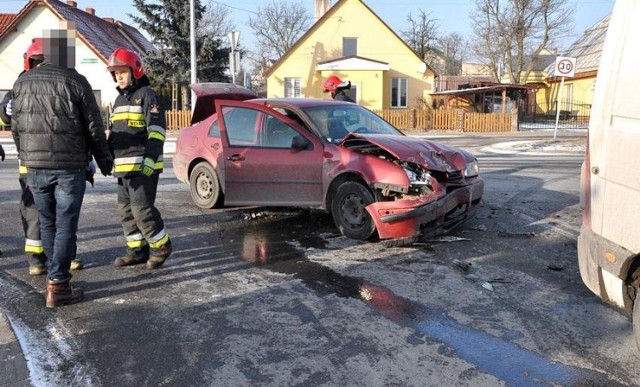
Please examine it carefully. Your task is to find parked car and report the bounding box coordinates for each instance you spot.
[174,83,484,244]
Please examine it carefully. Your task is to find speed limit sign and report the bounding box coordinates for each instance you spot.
[554,56,576,78]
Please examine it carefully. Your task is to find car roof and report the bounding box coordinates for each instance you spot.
[249,98,355,109]
[190,83,361,124]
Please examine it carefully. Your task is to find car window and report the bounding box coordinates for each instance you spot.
[261,115,299,148]
[221,106,259,146]
[303,105,402,143]
[208,119,220,137]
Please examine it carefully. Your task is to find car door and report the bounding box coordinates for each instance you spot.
[215,100,325,206]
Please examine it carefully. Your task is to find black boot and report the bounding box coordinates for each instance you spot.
[147,239,172,270]
[28,253,48,276]
[114,245,149,267]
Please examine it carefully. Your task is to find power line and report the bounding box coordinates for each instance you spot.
[209,1,258,15]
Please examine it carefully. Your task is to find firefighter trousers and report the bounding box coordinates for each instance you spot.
[117,174,170,254]
[19,175,44,257]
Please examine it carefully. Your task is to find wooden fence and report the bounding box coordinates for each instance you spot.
[165,108,515,132]
[166,110,191,131]
[373,108,514,132]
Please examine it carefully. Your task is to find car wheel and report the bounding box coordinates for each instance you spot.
[331,181,377,240]
[634,292,640,352]
[189,162,222,209]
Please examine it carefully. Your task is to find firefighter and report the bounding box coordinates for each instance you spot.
[322,75,354,102]
[0,38,84,275]
[107,47,172,269]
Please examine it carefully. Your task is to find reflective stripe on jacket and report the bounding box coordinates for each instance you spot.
[109,79,166,178]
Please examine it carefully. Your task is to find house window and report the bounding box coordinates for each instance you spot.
[343,38,357,56]
[391,78,408,108]
[284,78,301,98]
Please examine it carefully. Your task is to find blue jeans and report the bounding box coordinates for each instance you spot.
[27,169,86,281]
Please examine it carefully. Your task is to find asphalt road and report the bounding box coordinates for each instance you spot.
[1,131,639,386]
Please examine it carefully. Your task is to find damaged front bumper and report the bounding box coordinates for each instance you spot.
[365,179,485,240]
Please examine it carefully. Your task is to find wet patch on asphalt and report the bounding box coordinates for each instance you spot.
[227,209,620,386]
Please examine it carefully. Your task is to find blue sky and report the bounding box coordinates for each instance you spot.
[0,0,615,50]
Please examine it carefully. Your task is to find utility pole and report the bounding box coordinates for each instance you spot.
[228,31,240,84]
[189,0,196,113]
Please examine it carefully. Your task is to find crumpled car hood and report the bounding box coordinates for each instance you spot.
[340,133,472,172]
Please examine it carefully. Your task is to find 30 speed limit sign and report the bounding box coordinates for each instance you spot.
[554,56,576,78]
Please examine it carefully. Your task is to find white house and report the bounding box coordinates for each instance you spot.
[0,0,154,108]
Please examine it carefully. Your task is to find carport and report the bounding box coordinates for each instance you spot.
[430,84,536,113]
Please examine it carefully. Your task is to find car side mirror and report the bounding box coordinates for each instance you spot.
[291,135,310,151]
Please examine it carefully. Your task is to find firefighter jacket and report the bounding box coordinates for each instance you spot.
[0,89,12,128]
[109,76,166,178]
[1,72,27,175]
[11,62,112,172]
[332,89,355,103]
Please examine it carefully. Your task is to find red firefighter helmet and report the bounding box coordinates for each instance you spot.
[323,75,350,93]
[107,47,144,82]
[23,38,44,71]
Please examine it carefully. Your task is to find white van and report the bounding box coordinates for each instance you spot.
[577,0,640,350]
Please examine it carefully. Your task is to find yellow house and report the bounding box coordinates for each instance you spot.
[266,0,436,111]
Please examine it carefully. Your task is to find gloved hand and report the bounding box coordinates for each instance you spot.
[141,157,155,177]
[99,160,113,176]
[6,99,12,116]
[0,144,5,161]
[85,160,96,187]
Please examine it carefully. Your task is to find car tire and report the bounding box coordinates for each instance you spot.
[331,181,377,240]
[189,162,222,209]
[634,292,640,352]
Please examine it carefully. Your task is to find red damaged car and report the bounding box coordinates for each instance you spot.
[174,83,484,244]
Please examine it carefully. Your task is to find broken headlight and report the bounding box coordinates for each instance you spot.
[404,167,431,186]
[463,160,479,177]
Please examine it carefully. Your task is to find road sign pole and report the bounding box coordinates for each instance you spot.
[553,76,565,140]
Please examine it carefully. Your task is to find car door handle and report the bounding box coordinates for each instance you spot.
[227,154,245,161]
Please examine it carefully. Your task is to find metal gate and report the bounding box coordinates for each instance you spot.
[519,99,591,130]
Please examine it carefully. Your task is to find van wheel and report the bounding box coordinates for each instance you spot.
[189,162,222,209]
[634,294,640,352]
[331,181,377,240]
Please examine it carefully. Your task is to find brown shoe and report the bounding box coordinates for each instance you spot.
[45,280,84,308]
[147,241,172,270]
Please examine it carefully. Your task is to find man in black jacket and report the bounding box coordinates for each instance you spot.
[0,38,85,276]
[11,30,113,308]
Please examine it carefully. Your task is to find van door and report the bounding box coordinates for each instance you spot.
[588,3,640,257]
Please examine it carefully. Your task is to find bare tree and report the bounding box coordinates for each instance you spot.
[200,1,236,39]
[440,32,466,75]
[470,0,573,84]
[248,0,310,59]
[401,10,440,63]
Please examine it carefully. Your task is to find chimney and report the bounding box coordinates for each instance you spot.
[103,17,114,24]
[85,7,95,16]
[66,1,77,7]
[315,0,331,21]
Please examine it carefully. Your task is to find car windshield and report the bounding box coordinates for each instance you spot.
[301,105,403,143]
